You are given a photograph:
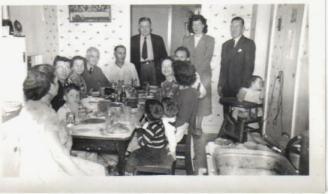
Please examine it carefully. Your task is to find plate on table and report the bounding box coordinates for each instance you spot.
[102,122,130,135]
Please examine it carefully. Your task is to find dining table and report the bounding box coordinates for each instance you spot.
[70,96,144,175]
[70,85,160,175]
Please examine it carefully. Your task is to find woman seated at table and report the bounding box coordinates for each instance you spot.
[160,57,179,98]
[0,64,106,178]
[67,56,88,98]
[172,61,199,143]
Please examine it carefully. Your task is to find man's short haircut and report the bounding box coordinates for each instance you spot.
[114,45,126,52]
[231,16,245,26]
[144,99,164,121]
[71,55,87,68]
[138,17,152,24]
[173,61,196,86]
[31,64,56,84]
[174,46,190,58]
[53,55,71,67]
[63,83,80,96]
[23,69,51,101]
[161,97,178,118]
[86,46,100,55]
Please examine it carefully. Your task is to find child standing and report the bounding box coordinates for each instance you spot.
[161,97,179,159]
[125,99,174,175]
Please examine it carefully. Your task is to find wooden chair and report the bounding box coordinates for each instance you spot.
[172,133,194,175]
[133,151,176,175]
[217,97,263,143]
[134,162,175,175]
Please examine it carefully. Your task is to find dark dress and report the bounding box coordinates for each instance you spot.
[161,79,179,99]
[67,72,88,98]
[174,87,199,132]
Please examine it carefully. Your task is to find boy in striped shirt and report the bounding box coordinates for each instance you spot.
[125,99,174,175]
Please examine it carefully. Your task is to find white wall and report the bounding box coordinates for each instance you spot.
[201,4,254,133]
[252,5,274,78]
[56,5,130,67]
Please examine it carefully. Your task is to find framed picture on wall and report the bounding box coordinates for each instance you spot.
[68,5,111,22]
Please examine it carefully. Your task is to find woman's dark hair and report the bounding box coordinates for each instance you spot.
[161,97,178,117]
[23,69,51,101]
[31,64,56,84]
[173,61,196,86]
[231,16,245,26]
[71,55,87,68]
[144,99,164,121]
[53,55,71,67]
[174,46,190,58]
[63,83,80,95]
[188,14,208,34]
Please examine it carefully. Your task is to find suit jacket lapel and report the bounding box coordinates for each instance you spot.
[136,34,141,58]
[150,34,157,59]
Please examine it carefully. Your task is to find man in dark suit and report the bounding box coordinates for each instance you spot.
[218,16,256,99]
[131,17,167,86]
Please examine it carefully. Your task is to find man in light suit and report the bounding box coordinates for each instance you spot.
[218,16,256,99]
[130,17,168,86]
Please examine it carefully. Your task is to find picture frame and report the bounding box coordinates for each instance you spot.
[68,5,111,22]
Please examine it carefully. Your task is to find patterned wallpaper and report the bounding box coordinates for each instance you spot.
[43,6,59,64]
[42,5,130,66]
[201,4,254,133]
[40,4,254,133]
[57,5,130,66]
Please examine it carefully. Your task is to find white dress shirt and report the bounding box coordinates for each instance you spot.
[139,34,154,61]
[101,61,140,86]
[194,34,203,47]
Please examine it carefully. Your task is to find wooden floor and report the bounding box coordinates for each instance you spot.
[193,133,218,174]
[173,133,218,175]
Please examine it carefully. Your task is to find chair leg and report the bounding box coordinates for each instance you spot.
[185,153,193,175]
[171,161,176,175]
[238,118,247,143]
[217,119,227,138]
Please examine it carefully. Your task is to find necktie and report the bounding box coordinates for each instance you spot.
[233,39,237,48]
[142,36,148,60]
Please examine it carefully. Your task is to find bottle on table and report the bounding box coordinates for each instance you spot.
[120,86,127,103]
